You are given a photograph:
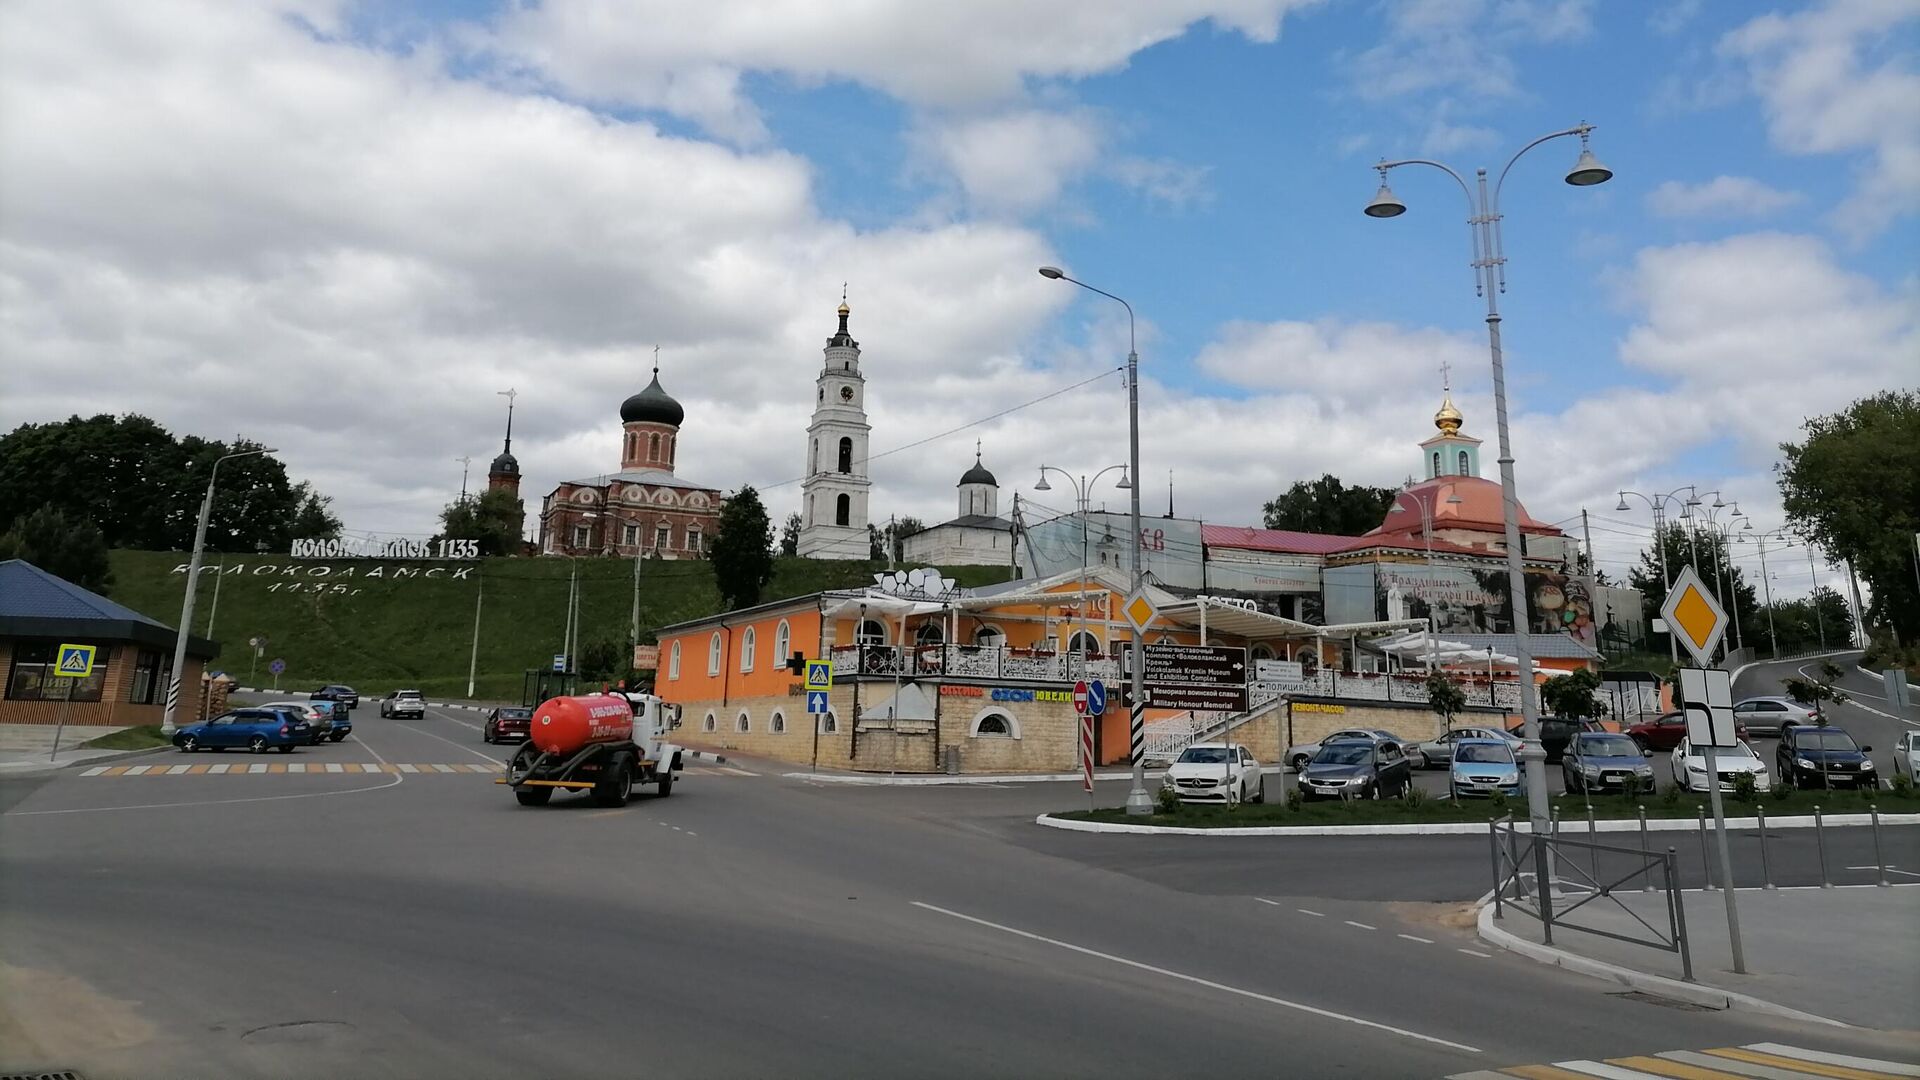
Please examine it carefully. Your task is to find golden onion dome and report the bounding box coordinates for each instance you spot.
[1434,393,1464,434]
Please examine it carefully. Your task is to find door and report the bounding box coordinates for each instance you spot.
[203,714,240,748]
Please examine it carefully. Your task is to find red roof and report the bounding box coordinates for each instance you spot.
[1201,525,1365,555]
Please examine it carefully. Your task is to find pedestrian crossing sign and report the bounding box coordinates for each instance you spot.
[56,643,96,678]
[806,690,830,714]
[804,660,832,691]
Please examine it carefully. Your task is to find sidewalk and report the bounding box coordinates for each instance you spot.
[1483,883,1920,1029]
[0,723,171,777]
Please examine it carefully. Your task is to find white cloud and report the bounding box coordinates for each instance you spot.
[1422,118,1498,154]
[1349,0,1593,103]
[1110,157,1213,209]
[912,110,1104,215]
[1645,176,1804,218]
[1719,0,1920,240]
[1648,0,1703,36]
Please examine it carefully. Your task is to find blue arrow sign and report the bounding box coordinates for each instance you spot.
[1087,679,1107,717]
[806,690,830,714]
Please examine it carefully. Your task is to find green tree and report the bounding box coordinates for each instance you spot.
[1627,522,1758,649]
[1759,587,1854,656]
[778,512,802,557]
[1262,474,1398,535]
[710,486,775,610]
[290,483,343,540]
[1540,667,1609,723]
[0,507,114,593]
[888,516,926,562]
[436,488,524,556]
[1784,661,1851,791]
[1425,669,1466,731]
[1778,390,1920,643]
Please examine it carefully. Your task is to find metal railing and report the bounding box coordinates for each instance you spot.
[1489,816,1693,980]
[828,644,1123,684]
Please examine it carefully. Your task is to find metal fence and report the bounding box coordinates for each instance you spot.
[1488,816,1693,980]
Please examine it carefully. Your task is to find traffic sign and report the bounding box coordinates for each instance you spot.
[804,659,833,691]
[552,654,567,672]
[268,658,286,675]
[805,690,830,714]
[1679,667,1737,749]
[1086,679,1107,717]
[1072,680,1090,715]
[1141,643,1247,685]
[1122,589,1158,635]
[1122,684,1249,712]
[55,644,96,678]
[1659,565,1728,667]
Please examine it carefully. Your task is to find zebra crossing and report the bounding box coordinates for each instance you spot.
[80,762,759,778]
[1448,1041,1919,1080]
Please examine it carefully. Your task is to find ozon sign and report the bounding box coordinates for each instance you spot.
[290,537,478,559]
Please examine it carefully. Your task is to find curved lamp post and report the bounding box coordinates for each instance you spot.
[1035,465,1131,676]
[1616,486,1700,663]
[162,446,278,735]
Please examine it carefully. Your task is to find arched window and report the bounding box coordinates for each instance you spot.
[915,623,944,645]
[1458,449,1470,475]
[707,632,723,675]
[649,432,661,460]
[773,620,791,669]
[969,709,1020,739]
[703,711,717,732]
[1432,451,1442,476]
[1251,643,1276,661]
[1066,630,1100,655]
[812,439,819,473]
[856,619,887,646]
[770,711,787,734]
[819,710,838,734]
[668,641,682,680]
[625,433,634,460]
[837,437,853,474]
[974,626,1005,648]
[736,711,751,733]
[835,494,850,526]
[740,626,756,672]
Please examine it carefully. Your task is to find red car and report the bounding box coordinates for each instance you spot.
[1626,711,1746,751]
[483,706,532,744]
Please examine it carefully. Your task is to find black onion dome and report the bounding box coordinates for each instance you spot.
[620,373,684,427]
[489,450,519,476]
[958,459,996,487]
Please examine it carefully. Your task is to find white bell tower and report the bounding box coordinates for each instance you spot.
[798,297,873,560]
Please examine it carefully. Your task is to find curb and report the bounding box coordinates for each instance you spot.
[1728,648,1856,689]
[684,751,729,765]
[1473,901,1851,1028]
[783,768,1165,786]
[1032,811,1920,838]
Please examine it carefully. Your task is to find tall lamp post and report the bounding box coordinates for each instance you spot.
[1737,525,1794,658]
[1696,499,1748,657]
[1034,464,1131,677]
[162,445,278,735]
[1616,486,1700,663]
[1395,487,1463,670]
[1037,266,1153,816]
[1364,123,1613,836]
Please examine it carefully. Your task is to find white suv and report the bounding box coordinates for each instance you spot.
[379,690,426,719]
[1163,743,1265,804]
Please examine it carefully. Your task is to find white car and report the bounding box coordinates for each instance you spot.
[1669,737,1771,793]
[1284,728,1398,771]
[1895,732,1920,785]
[1163,743,1265,804]
[379,690,426,719]
[1731,696,1818,737]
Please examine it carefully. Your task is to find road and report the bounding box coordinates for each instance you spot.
[1734,650,1917,777]
[2,697,1916,1079]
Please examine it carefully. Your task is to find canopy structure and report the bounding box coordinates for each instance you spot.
[819,594,950,621]
[1373,629,1548,672]
[1155,597,1425,643]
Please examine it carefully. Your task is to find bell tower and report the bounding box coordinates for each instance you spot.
[1418,363,1482,480]
[797,295,873,559]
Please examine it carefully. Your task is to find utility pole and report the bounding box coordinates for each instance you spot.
[457,455,473,501]
[1844,559,1868,649]
[467,570,484,698]
[1807,545,1828,650]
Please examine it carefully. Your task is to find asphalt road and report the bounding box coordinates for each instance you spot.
[3,699,1916,1079]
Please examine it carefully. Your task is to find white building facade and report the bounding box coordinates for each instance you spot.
[797,301,874,560]
[901,445,1014,567]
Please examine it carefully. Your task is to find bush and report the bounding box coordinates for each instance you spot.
[1285,789,1303,811]
[1892,774,1913,797]
[1401,785,1427,809]
[1730,771,1759,804]
[1488,791,1511,817]
[1155,784,1180,815]
[1660,783,1683,808]
[1770,779,1794,802]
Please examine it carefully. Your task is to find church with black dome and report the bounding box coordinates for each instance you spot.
[536,362,725,559]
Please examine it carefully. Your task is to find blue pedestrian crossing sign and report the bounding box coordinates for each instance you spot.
[806,690,830,714]
[1086,678,1107,717]
[56,643,96,678]
[804,659,832,691]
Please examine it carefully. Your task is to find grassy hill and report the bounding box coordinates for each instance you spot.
[107,550,1013,702]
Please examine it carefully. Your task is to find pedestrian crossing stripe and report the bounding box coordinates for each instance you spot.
[79,762,750,777]
[1448,1042,1919,1080]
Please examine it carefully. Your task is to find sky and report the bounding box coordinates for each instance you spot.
[2,0,1915,599]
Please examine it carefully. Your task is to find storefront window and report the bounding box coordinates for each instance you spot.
[129,649,162,704]
[7,641,108,702]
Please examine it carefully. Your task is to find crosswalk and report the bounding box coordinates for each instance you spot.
[1450,1041,1920,1079]
[80,762,759,778]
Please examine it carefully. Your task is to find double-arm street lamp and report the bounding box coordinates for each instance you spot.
[1695,496,1748,656]
[1037,265,1152,816]
[1034,464,1131,675]
[162,446,279,735]
[1394,487,1463,669]
[1615,486,1700,663]
[1736,524,1796,658]
[1364,124,1614,836]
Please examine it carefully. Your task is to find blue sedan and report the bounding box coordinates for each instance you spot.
[172,709,311,754]
[1449,738,1525,800]
[1563,732,1654,794]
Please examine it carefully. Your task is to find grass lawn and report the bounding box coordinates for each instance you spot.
[81,725,170,750]
[1057,783,1920,828]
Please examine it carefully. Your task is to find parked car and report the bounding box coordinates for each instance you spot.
[1162,743,1265,804]
[1775,725,1876,790]
[1297,738,1411,801]
[1449,738,1526,800]
[1284,728,1400,771]
[379,689,426,719]
[314,700,351,741]
[1894,731,1920,785]
[1627,711,1746,752]
[1732,696,1818,737]
[312,685,359,711]
[172,708,311,753]
[1670,738,1771,793]
[1562,732,1654,794]
[483,706,533,744]
[1508,717,1606,764]
[262,700,334,744]
[1408,726,1520,769]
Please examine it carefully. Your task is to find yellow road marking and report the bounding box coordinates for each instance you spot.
[187,764,210,775]
[1501,1065,1598,1080]
[101,767,130,776]
[1611,1055,1752,1080]
[1705,1048,1908,1080]
[267,763,287,774]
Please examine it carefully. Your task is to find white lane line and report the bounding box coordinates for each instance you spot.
[1745,1041,1920,1076]
[1344,921,1377,931]
[717,766,758,776]
[909,901,1480,1054]
[166,764,190,775]
[210,764,231,774]
[1255,898,1283,907]
[403,707,513,764]
[1298,908,1325,917]
[1546,1062,1668,1079]
[685,831,697,837]
[432,764,456,773]
[247,763,267,774]
[1397,934,1434,944]
[1457,948,1491,958]
[325,763,344,774]
[124,766,153,775]
[290,763,308,773]
[80,767,109,776]
[1845,864,1920,877]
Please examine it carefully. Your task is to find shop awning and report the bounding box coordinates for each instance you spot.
[1154,598,1424,642]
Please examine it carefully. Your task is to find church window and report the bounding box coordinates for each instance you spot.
[774,620,791,668]
[1458,450,1470,475]
[837,437,853,474]
[668,641,681,680]
[708,632,723,675]
[687,526,702,552]
[740,626,756,673]
[649,432,661,460]
[656,524,671,550]
[839,386,854,403]
[1432,451,1441,477]
[622,524,639,546]
[835,494,850,526]
[812,439,819,473]
[625,433,634,460]
[571,524,590,549]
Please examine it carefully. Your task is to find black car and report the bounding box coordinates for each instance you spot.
[1296,738,1413,801]
[483,707,532,744]
[312,684,360,711]
[1776,725,1877,789]
[1508,717,1604,764]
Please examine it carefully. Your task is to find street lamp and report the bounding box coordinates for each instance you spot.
[162,445,278,735]
[1616,486,1698,664]
[1038,265,1152,816]
[1035,464,1130,675]
[1364,123,1612,837]
[1737,524,1795,658]
[1395,487,1464,671]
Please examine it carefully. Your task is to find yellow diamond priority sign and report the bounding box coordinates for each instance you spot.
[1122,589,1158,635]
[1659,565,1728,667]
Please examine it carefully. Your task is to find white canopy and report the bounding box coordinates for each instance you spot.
[820,594,949,620]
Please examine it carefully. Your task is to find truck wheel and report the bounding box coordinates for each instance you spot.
[514,787,553,806]
[656,773,673,798]
[592,759,632,807]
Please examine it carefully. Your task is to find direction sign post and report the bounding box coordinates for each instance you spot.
[47,643,95,762]
[1086,679,1106,717]
[1080,713,1095,810]
[805,690,830,714]
[1679,666,1746,974]
[1660,565,1730,668]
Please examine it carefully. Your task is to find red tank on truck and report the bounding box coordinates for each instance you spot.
[498,694,685,808]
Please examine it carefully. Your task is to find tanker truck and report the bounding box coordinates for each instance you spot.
[497,693,685,807]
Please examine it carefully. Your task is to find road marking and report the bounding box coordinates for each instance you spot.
[1255,898,1283,907]
[399,764,420,772]
[1845,865,1920,877]
[1397,933,1434,944]
[210,763,231,774]
[909,901,1481,1054]
[187,764,209,774]
[1543,1062,1673,1079]
[1705,1047,1913,1079]
[1457,948,1492,958]
[1742,1044,1920,1077]
[1298,908,1325,917]
[267,763,287,774]
[80,767,109,776]
[247,763,267,774]
[1344,920,1376,931]
[1607,1053,1749,1078]
[1451,1044,1920,1080]
[164,764,190,775]
[432,764,456,773]
[321,763,341,773]
[717,766,758,776]
[359,763,381,773]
